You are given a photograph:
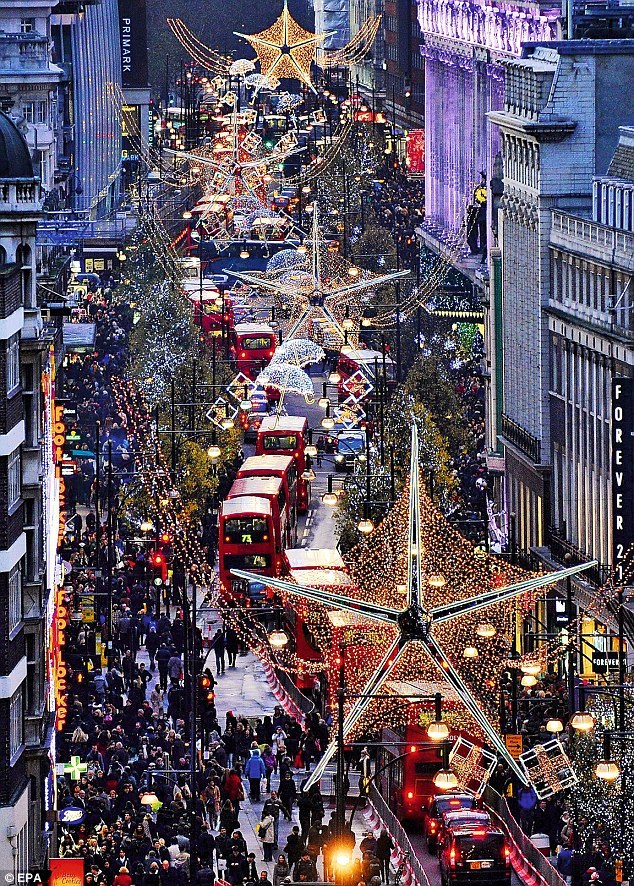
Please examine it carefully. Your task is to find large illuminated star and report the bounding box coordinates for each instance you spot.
[235,1,328,92]
[227,202,410,345]
[232,425,597,788]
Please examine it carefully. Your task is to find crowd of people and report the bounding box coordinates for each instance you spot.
[55,274,397,886]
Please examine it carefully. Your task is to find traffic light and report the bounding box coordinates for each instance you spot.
[197,673,216,712]
[158,531,174,564]
[148,549,167,582]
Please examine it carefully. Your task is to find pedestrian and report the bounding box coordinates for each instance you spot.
[259,872,273,886]
[258,812,275,862]
[244,744,266,802]
[146,628,159,670]
[375,830,394,884]
[246,853,258,881]
[262,745,276,793]
[167,650,183,686]
[211,629,226,675]
[156,645,171,692]
[292,852,317,882]
[297,792,312,840]
[226,847,247,886]
[273,855,290,886]
[283,826,305,870]
[278,771,296,819]
[225,627,239,667]
[262,792,284,848]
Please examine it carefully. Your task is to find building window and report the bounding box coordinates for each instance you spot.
[23,102,35,124]
[7,335,19,394]
[20,18,34,33]
[9,686,24,758]
[385,42,398,62]
[9,564,21,632]
[37,101,47,125]
[8,449,21,508]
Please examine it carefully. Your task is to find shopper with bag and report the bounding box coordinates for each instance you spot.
[258,812,276,862]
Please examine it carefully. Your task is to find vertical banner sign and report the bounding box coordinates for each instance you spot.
[118,0,149,89]
[612,378,634,582]
[406,129,425,175]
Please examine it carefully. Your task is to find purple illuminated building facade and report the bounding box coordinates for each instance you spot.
[416,0,561,242]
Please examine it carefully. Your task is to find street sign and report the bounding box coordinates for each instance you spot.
[592,650,627,674]
[505,734,523,759]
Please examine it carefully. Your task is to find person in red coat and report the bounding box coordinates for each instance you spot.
[223,768,245,817]
[113,867,132,886]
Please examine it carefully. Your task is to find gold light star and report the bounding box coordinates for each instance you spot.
[235,1,328,92]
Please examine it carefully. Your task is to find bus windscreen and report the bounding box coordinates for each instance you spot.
[263,434,297,451]
[223,516,269,543]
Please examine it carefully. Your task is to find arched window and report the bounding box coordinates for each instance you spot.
[0,245,6,266]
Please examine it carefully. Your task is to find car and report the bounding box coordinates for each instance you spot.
[436,810,491,853]
[438,825,511,886]
[334,430,366,472]
[424,794,476,852]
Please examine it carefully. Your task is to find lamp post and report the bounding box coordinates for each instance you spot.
[336,644,346,838]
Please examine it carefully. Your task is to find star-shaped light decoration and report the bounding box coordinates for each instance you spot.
[232,425,597,788]
[235,0,328,92]
[227,202,409,346]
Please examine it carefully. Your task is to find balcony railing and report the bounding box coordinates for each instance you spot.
[501,413,541,463]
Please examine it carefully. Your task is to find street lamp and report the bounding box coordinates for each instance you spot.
[433,769,458,790]
[571,710,595,732]
[463,646,479,659]
[322,402,335,430]
[546,718,564,734]
[521,674,538,687]
[269,628,289,649]
[328,370,341,384]
[207,444,221,461]
[358,516,374,535]
[595,733,621,781]
[322,475,338,506]
[476,622,496,638]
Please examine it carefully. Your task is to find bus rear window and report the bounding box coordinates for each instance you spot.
[263,434,298,451]
[242,336,272,351]
[224,516,269,543]
[224,553,272,570]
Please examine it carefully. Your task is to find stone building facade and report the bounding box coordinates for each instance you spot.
[489,43,634,561]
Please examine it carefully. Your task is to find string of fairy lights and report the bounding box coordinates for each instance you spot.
[167,18,231,76]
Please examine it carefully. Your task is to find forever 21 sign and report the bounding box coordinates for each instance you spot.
[612,379,634,584]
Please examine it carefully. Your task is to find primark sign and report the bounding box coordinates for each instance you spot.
[612,378,634,583]
[118,0,149,90]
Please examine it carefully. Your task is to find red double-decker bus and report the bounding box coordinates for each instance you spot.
[218,496,278,595]
[227,475,291,558]
[236,455,298,533]
[256,415,311,513]
[230,322,276,379]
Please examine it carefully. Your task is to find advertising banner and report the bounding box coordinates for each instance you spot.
[406,129,425,175]
[118,0,148,89]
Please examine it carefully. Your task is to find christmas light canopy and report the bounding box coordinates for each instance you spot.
[232,425,597,788]
[235,0,329,92]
